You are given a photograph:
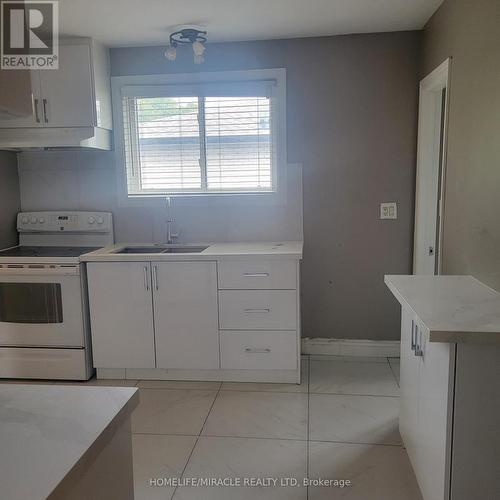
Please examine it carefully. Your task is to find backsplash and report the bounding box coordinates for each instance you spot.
[17,150,303,244]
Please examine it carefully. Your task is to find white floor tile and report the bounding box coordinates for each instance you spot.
[308,441,422,500]
[310,360,399,396]
[137,380,221,390]
[132,389,218,435]
[221,359,308,393]
[203,391,308,440]
[132,434,197,500]
[309,394,401,445]
[174,436,307,500]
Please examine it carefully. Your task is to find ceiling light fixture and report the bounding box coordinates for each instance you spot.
[165,28,207,64]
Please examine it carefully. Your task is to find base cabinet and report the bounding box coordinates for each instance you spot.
[87,257,301,384]
[87,261,218,370]
[399,308,420,468]
[400,307,454,500]
[153,262,219,370]
[220,330,297,370]
[87,262,155,369]
[399,307,500,500]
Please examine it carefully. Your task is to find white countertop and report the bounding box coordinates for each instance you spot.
[385,275,500,344]
[0,384,138,500]
[81,241,303,262]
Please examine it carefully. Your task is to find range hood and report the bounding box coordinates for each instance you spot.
[0,127,112,150]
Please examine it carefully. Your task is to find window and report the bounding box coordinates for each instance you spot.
[115,71,285,198]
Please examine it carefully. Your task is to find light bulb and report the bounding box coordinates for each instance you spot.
[192,40,205,56]
[193,54,204,65]
[165,45,177,61]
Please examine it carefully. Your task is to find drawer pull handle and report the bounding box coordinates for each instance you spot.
[244,308,270,313]
[243,272,270,277]
[245,348,271,354]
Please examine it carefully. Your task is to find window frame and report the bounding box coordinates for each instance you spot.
[111,69,287,203]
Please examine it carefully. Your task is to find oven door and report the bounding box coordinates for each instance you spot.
[0,264,85,347]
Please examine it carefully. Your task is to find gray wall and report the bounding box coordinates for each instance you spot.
[0,152,20,248]
[18,31,421,340]
[114,31,421,341]
[422,0,500,291]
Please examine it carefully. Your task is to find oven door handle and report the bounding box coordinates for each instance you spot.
[0,266,79,276]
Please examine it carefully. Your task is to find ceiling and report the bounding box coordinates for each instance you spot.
[58,0,443,47]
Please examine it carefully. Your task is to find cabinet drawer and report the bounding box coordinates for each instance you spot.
[219,290,297,330]
[220,331,297,370]
[218,260,297,290]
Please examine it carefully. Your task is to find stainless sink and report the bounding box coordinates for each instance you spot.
[163,246,208,253]
[116,246,208,254]
[116,246,167,254]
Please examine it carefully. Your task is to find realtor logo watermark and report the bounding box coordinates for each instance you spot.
[1,0,58,69]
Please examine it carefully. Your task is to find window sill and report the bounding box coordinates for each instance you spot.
[118,188,286,208]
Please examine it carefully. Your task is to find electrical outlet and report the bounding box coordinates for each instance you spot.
[380,202,398,220]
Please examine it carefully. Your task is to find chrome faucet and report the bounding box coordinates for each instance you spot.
[165,197,179,244]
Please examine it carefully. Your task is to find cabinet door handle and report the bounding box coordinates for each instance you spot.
[244,348,271,354]
[152,265,159,291]
[42,99,49,123]
[244,308,270,313]
[411,320,416,351]
[34,99,41,123]
[243,272,269,277]
[415,328,424,357]
[143,266,149,291]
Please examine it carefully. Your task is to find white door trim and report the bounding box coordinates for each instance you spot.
[414,58,451,275]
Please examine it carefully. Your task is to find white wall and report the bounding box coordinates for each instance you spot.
[17,150,303,244]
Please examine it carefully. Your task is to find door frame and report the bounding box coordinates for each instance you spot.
[413,58,451,275]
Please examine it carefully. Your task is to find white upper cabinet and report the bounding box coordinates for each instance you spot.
[38,44,95,128]
[0,38,112,149]
[0,71,42,127]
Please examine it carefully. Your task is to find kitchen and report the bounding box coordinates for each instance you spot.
[0,0,499,499]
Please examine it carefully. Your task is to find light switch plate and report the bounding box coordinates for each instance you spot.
[380,202,398,219]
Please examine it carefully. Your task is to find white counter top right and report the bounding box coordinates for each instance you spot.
[81,241,303,262]
[385,275,500,344]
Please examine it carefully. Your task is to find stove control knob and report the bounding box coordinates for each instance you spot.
[97,216,104,225]
[88,216,96,224]
[39,217,45,224]
[30,216,38,224]
[21,216,29,224]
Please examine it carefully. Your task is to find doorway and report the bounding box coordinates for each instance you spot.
[413,59,451,275]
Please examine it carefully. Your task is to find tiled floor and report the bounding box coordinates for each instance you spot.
[1,355,423,499]
[129,355,420,499]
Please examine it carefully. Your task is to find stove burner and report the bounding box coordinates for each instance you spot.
[0,246,100,258]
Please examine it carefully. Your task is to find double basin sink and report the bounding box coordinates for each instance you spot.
[115,245,208,254]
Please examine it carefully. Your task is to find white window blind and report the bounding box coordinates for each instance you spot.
[121,81,277,196]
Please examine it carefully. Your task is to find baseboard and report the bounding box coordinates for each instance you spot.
[301,338,400,358]
[97,367,301,384]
